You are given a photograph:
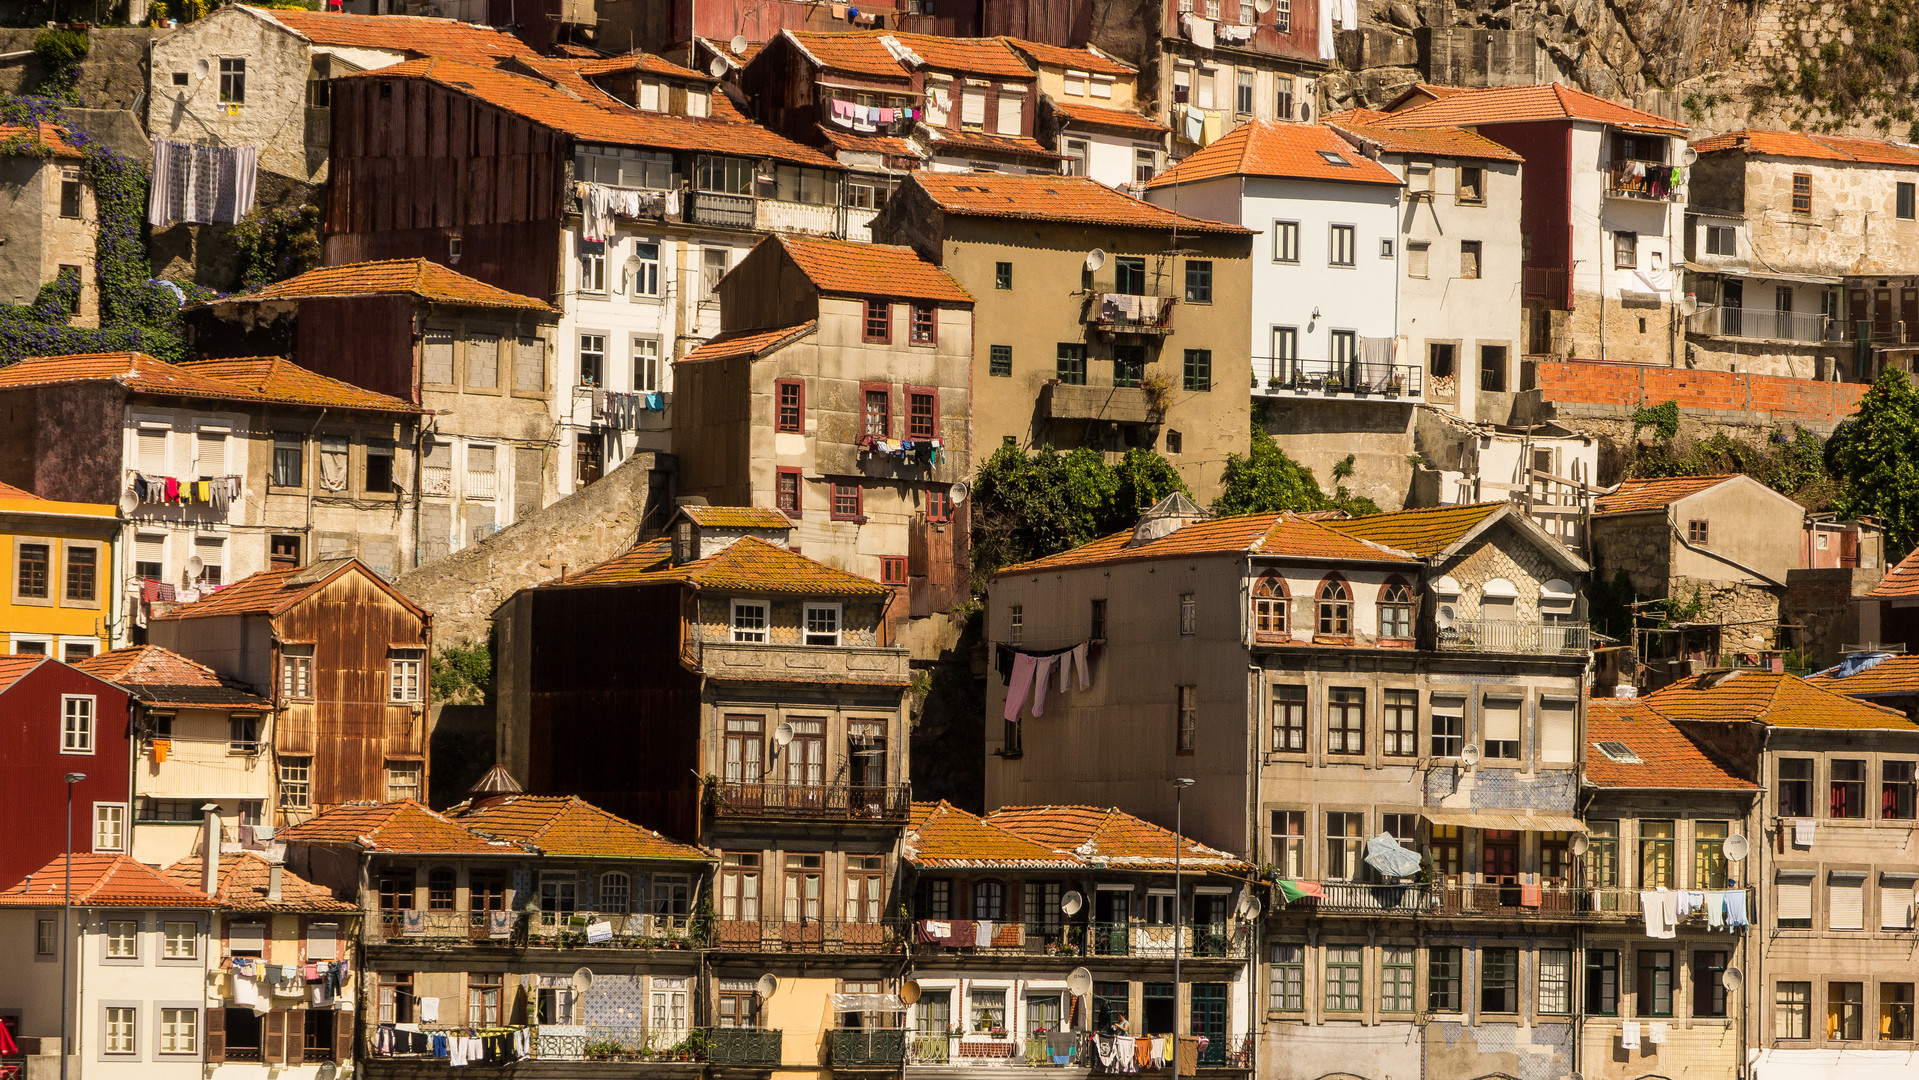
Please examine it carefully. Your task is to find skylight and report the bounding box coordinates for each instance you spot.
[1594,740,1642,764]
[1317,151,1352,167]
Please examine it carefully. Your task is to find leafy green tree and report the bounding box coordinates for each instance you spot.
[1107,447,1189,530]
[967,444,1189,577]
[1827,368,1919,556]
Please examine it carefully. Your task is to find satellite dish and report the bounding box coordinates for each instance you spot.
[1722,966,1744,992]
[1060,890,1084,916]
[730,34,750,55]
[1570,834,1591,858]
[757,973,780,999]
[774,722,795,748]
[1458,743,1481,768]
[317,1062,338,1080]
[1722,833,1750,862]
[1065,967,1094,996]
[118,489,139,514]
[1084,248,1106,272]
[1681,146,1700,166]
[571,967,595,993]
[1436,604,1455,629]
[186,555,205,577]
[949,479,972,506]
[709,57,729,77]
[1238,895,1262,920]
[195,58,210,81]
[900,979,923,1005]
[1252,0,1273,10]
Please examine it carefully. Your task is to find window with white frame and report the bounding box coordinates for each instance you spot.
[104,1007,135,1054]
[539,873,579,925]
[385,761,422,802]
[280,644,313,699]
[159,1008,197,1054]
[630,242,661,296]
[633,335,663,392]
[279,756,312,809]
[732,600,769,643]
[579,333,606,387]
[36,917,56,957]
[580,240,606,293]
[94,803,126,852]
[652,977,689,1039]
[1091,73,1114,99]
[61,695,94,752]
[1134,147,1157,184]
[105,919,138,958]
[389,647,424,702]
[804,603,841,646]
[163,921,197,959]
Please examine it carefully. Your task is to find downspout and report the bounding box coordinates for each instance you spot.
[303,408,329,552]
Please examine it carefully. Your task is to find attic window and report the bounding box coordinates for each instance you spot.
[1317,151,1351,167]
[1594,741,1642,764]
[380,81,393,98]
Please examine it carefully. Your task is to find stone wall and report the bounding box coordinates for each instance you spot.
[1590,517,1674,598]
[1670,574,1784,648]
[1785,567,1880,669]
[1259,398,1415,511]
[0,28,158,111]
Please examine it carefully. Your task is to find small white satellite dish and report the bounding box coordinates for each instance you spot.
[774,721,795,748]
[1238,894,1262,920]
[118,489,139,514]
[1065,967,1094,996]
[1682,146,1700,166]
[317,1062,339,1080]
[571,967,595,993]
[1570,834,1591,858]
[195,58,210,81]
[1458,743,1481,768]
[730,34,750,55]
[900,979,923,1005]
[1722,833,1750,862]
[1061,890,1084,916]
[709,57,729,77]
[1252,0,1273,11]
[1083,248,1107,272]
[757,973,780,999]
[1722,966,1744,992]
[186,555,205,577]
[1436,604,1456,629]
[948,479,972,506]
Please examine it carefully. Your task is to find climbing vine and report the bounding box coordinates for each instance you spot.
[30,29,88,105]
[231,204,324,291]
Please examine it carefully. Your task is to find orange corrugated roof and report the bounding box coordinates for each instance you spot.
[163,852,357,911]
[1146,121,1402,188]
[452,795,710,860]
[0,655,43,695]
[679,323,817,364]
[1866,547,1919,599]
[1638,670,1919,731]
[1594,475,1738,516]
[174,358,417,413]
[0,479,41,500]
[1002,38,1134,76]
[254,5,540,65]
[0,352,416,413]
[908,172,1250,235]
[776,235,974,304]
[0,854,219,908]
[1050,100,1168,135]
[985,806,1247,870]
[354,57,839,167]
[281,799,511,854]
[1380,83,1688,134]
[998,512,1415,576]
[679,506,798,530]
[1585,698,1758,790]
[905,801,1082,868]
[1690,129,1919,167]
[221,258,555,312]
[1807,653,1919,695]
[1329,118,1524,162]
[0,122,82,158]
[1326,502,1509,557]
[153,559,427,622]
[555,535,891,595]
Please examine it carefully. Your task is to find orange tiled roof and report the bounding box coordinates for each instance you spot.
[452,795,710,860]
[998,512,1416,576]
[0,479,41,500]
[0,854,219,908]
[1866,547,1919,599]
[921,127,1061,159]
[1321,107,1391,124]
[776,235,975,304]
[1690,129,1919,167]
[1380,83,1688,135]
[679,323,817,365]
[75,645,271,710]
[554,536,675,584]
[1593,474,1738,515]
[252,6,540,65]
[1002,38,1134,76]
[353,57,839,168]
[1638,670,1919,731]
[153,559,427,622]
[781,30,918,80]
[1585,698,1757,790]
[1806,653,1919,695]
[1326,502,1510,558]
[175,358,417,413]
[679,506,798,530]
[280,799,511,854]
[1329,118,1524,162]
[984,806,1247,870]
[1146,121,1402,188]
[0,121,82,158]
[163,852,357,912]
[1050,100,1168,135]
[905,801,1082,868]
[220,259,555,312]
[577,52,716,82]
[907,172,1251,235]
[0,655,44,695]
[819,127,922,158]
[557,535,891,596]
[0,352,416,413]
[783,30,1035,81]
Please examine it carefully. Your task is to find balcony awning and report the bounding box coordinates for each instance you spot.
[1682,262,1842,286]
[1420,808,1588,834]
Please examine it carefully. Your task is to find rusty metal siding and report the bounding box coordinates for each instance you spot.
[982,0,1092,46]
[293,296,421,403]
[0,384,125,505]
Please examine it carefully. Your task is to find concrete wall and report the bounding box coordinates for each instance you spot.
[1566,125,1687,366]
[1258,398,1413,511]
[1664,477,1805,584]
[0,151,98,324]
[1730,154,1919,277]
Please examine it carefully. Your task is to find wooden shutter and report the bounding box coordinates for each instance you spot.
[1777,878,1812,923]
[263,1009,287,1065]
[286,1010,306,1066]
[205,1005,226,1063]
[1830,875,1865,930]
[307,922,339,960]
[334,1005,355,1062]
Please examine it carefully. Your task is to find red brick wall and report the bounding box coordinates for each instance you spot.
[1532,360,1868,425]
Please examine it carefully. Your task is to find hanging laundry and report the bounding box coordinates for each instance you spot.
[1004,653,1039,721]
[419,996,440,1023]
[148,137,258,226]
[1621,1021,1641,1049]
[1317,0,1335,60]
[1029,655,1055,716]
[1723,890,1749,929]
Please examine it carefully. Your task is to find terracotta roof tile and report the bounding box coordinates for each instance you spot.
[451,795,710,860]
[0,479,41,500]
[1806,652,1919,695]
[775,235,974,304]
[1638,670,1919,731]
[253,6,540,65]
[1690,129,1919,167]
[783,30,1035,80]
[1146,121,1402,188]
[1864,547,1919,599]
[0,655,42,695]
[679,506,799,529]
[1050,100,1168,135]
[1593,474,1738,516]
[162,852,357,912]
[577,52,716,81]
[984,806,1247,870]
[921,127,1061,159]
[1585,698,1758,790]
[1326,502,1509,558]
[782,30,918,80]
[558,535,891,596]
[0,122,82,158]
[1380,83,1688,135]
[1328,118,1524,162]
[280,799,510,854]
[174,358,417,413]
[153,559,426,622]
[1001,38,1134,76]
[76,645,271,710]
[905,801,1081,868]
[554,536,674,584]
[679,323,817,364]
[220,258,555,312]
[1321,107,1391,124]
[998,512,1415,576]
[0,854,219,908]
[819,127,922,159]
[0,352,416,413]
[355,57,838,167]
[908,172,1250,235]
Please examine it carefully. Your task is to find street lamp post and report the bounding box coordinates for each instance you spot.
[61,771,86,1080]
[1171,778,1195,1065]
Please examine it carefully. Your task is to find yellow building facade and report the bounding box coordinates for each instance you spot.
[0,480,120,659]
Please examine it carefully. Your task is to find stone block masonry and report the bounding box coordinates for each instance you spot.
[1521,360,1867,435]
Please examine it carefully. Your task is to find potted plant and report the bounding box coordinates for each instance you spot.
[586,1038,621,1061]
[1322,374,1343,396]
[1384,373,1404,398]
[1266,375,1285,391]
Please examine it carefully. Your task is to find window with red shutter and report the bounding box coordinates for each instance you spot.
[864,299,891,342]
[832,482,863,520]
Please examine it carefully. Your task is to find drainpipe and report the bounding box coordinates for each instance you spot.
[201,803,220,895]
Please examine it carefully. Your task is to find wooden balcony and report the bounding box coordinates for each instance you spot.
[710,780,911,823]
[712,916,905,955]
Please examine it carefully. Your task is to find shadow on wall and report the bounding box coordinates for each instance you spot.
[429,704,497,810]
[909,609,986,813]
[1261,399,1417,511]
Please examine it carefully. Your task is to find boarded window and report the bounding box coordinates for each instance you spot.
[515,337,543,391]
[467,335,499,389]
[422,331,454,384]
[514,447,543,524]
[996,87,1023,134]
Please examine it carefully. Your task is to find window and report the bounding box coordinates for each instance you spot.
[37,917,56,957]
[1378,945,1415,1012]
[303,1010,336,1061]
[596,871,630,915]
[1428,947,1462,1012]
[379,972,415,1024]
[1180,593,1197,636]
[832,482,862,520]
[1779,758,1815,817]
[1693,950,1728,1017]
[1235,68,1254,114]
[94,803,125,851]
[389,647,423,702]
[272,434,303,487]
[911,303,937,344]
[695,155,753,195]
[1830,982,1864,1041]
[279,757,311,809]
[1792,173,1812,213]
[992,261,1014,290]
[1832,759,1867,818]
[652,874,692,922]
[1902,182,1917,221]
[925,487,953,522]
[1636,950,1674,1017]
[1271,810,1305,876]
[1586,949,1620,1015]
[1639,820,1675,888]
[385,761,422,802]
[135,533,164,581]
[1776,981,1812,1039]
[1460,240,1481,279]
[702,248,730,296]
[1134,148,1157,185]
[578,333,605,387]
[1273,220,1299,263]
[631,336,661,392]
[17,542,49,599]
[106,920,138,958]
[1614,230,1638,269]
[1329,224,1356,266]
[776,380,805,433]
[1269,943,1305,1011]
[1378,582,1413,639]
[219,58,246,103]
[804,604,841,646]
[1115,257,1146,295]
[776,468,802,517]
[1185,260,1213,303]
[1886,761,1918,819]
[1062,138,1089,177]
[1327,688,1364,754]
[105,1007,136,1054]
[1694,820,1730,888]
[863,388,891,438]
[1316,577,1351,635]
[469,973,504,1027]
[859,298,892,345]
[577,240,607,294]
[1177,684,1198,753]
[1525,948,1571,1015]
[61,695,94,753]
[1777,871,1813,929]
[1883,984,1915,1041]
[1010,604,1023,645]
[1430,704,1462,758]
[1406,241,1430,278]
[1058,343,1087,385]
[1381,689,1416,757]
[1481,948,1519,1013]
[59,167,82,218]
[629,241,661,296]
[280,644,313,700]
[908,391,937,439]
[731,600,768,644]
[1683,518,1711,545]
[1706,224,1738,255]
[1324,944,1363,1011]
[1479,344,1508,393]
[365,442,395,494]
[1457,165,1483,203]
[1830,872,1865,930]
[1326,811,1364,880]
[990,344,1012,377]
[1183,349,1211,392]
[1253,574,1289,638]
[1263,684,1307,754]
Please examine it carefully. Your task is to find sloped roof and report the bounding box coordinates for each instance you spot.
[152,559,427,622]
[1146,121,1402,188]
[75,645,271,710]
[0,656,42,695]
[1594,474,1739,515]
[1864,547,1919,599]
[1050,100,1168,135]
[1584,698,1758,790]
[679,323,817,365]
[679,506,797,530]
[1325,502,1510,558]
[819,127,922,158]
[1806,653,1919,696]
[1690,129,1919,167]
[905,801,1083,868]
[163,852,357,912]
[451,795,710,861]
[1328,118,1525,162]
[1381,83,1688,135]
[984,806,1247,870]
[252,5,539,64]
[1002,38,1134,76]
[779,30,915,80]
[775,235,974,304]
[1638,670,1919,731]
[555,535,891,596]
[998,512,1415,576]
[553,536,675,584]
[907,172,1251,235]
[0,121,82,158]
[0,352,415,413]
[280,799,511,854]
[0,480,41,500]
[577,52,716,82]
[215,258,555,312]
[0,854,219,908]
[782,30,1034,81]
[920,126,1061,159]
[173,358,417,413]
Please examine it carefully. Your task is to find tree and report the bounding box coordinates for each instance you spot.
[967,444,1190,577]
[1826,368,1919,556]
[1212,427,1378,517]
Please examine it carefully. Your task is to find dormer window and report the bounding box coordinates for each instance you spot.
[731,600,768,644]
[1316,577,1351,636]
[1481,578,1517,622]
[804,603,841,646]
[674,520,695,563]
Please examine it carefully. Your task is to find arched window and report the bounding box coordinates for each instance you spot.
[1377,579,1414,639]
[972,880,1005,920]
[427,867,455,911]
[1252,573,1289,637]
[599,871,631,915]
[1316,577,1351,635]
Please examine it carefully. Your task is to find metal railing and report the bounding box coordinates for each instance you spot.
[1196,1035,1253,1069]
[828,1029,908,1068]
[1084,292,1176,334]
[1273,883,1753,923]
[374,908,700,948]
[1253,357,1422,399]
[711,780,911,822]
[1688,307,1830,343]
[699,1027,783,1066]
[523,1024,694,1062]
[911,919,1247,959]
[713,916,905,954]
[1605,160,1681,202]
[908,1033,1090,1067]
[1438,618,1589,655]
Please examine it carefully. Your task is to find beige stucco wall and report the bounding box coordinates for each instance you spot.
[131,705,277,868]
[0,152,98,324]
[1736,156,1919,277]
[148,7,325,183]
[1667,477,1805,585]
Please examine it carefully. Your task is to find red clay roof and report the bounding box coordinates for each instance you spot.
[152,559,427,622]
[452,796,710,860]
[174,358,418,413]
[0,352,416,413]
[0,854,219,908]
[556,535,891,596]
[984,806,1247,870]
[1002,38,1134,76]
[1638,670,1919,731]
[281,799,511,854]
[921,127,1062,159]
[1593,474,1739,515]
[1326,502,1509,558]
[0,480,41,500]
[554,536,674,584]
[1146,121,1402,188]
[1585,698,1758,790]
[219,258,555,312]
[1866,547,1919,599]
[1329,118,1525,162]
[908,172,1250,235]
[906,801,1084,868]
[1381,83,1688,135]
[678,323,817,365]
[75,645,270,710]
[163,852,357,912]
[0,121,82,158]
[1807,653,1919,696]
[355,57,839,167]
[783,30,1035,81]
[577,52,716,82]
[1050,100,1168,135]
[1690,129,1919,167]
[0,656,43,695]
[776,235,974,304]
[252,6,540,65]
[819,127,922,158]
[781,30,917,80]
[998,512,1415,576]
[679,506,798,530]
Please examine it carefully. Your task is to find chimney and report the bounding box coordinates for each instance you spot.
[267,863,283,903]
[200,804,221,896]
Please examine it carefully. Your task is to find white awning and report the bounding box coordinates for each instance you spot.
[1420,808,1588,834]
[1750,1048,1919,1080]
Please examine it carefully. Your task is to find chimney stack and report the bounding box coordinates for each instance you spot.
[200,804,221,896]
[267,863,283,903]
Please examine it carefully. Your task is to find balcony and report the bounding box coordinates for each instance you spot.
[755,197,840,238]
[912,919,1249,960]
[1252,358,1421,401]
[1088,1036,1251,1073]
[370,1024,707,1063]
[1084,293,1175,335]
[1438,617,1589,655]
[1275,883,1754,925]
[1041,381,1156,424]
[421,465,453,496]
[908,1032,1090,1068]
[710,780,911,823]
[466,470,498,499]
[696,641,911,689]
[828,1030,908,1069]
[1605,160,1681,202]
[700,1027,784,1067]
[1687,307,1830,344]
[372,908,702,948]
[686,191,755,229]
[713,916,905,954]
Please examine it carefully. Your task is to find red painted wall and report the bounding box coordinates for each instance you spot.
[1479,120,1573,282]
[0,661,132,887]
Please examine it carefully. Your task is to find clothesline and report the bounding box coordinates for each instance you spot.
[375,1023,529,1066]
[226,955,349,1013]
[129,473,240,510]
[575,181,682,241]
[148,137,258,226]
[997,641,1094,721]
